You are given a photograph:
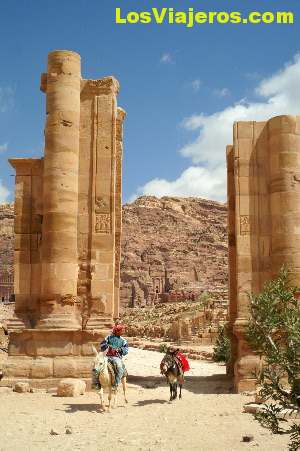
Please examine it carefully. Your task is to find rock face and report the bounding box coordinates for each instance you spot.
[0,204,14,274]
[120,196,228,308]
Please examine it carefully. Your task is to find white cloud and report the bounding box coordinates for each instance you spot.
[191,79,201,92]
[131,166,226,202]
[0,87,14,113]
[213,87,230,97]
[131,53,300,202]
[160,53,173,64]
[0,143,8,153]
[0,180,9,203]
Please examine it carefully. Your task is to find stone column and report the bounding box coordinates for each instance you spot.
[226,145,238,376]
[89,79,119,319]
[85,77,119,330]
[8,160,32,330]
[232,121,261,392]
[269,115,300,283]
[8,158,43,330]
[38,50,81,329]
[114,107,126,319]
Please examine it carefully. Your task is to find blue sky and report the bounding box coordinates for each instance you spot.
[0,0,299,203]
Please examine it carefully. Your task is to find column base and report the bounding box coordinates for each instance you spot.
[1,328,111,389]
[234,377,257,393]
[35,314,81,330]
[85,313,113,331]
[233,318,261,393]
[7,313,31,332]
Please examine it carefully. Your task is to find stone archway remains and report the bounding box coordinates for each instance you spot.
[1,50,125,388]
[227,115,300,391]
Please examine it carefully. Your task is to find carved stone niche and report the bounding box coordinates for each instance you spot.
[95,213,111,234]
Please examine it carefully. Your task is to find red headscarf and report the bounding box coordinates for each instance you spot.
[113,324,125,336]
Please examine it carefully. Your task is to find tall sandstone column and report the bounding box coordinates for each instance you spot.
[114,107,126,318]
[269,116,300,281]
[38,50,81,329]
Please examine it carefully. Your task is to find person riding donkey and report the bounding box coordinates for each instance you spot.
[96,324,128,391]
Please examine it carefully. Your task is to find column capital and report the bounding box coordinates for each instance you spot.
[81,76,120,96]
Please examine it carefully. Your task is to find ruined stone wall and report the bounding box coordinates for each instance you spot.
[8,159,43,328]
[227,115,300,392]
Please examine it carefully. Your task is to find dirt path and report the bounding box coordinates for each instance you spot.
[0,349,290,451]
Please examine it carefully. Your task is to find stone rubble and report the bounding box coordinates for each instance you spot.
[13,382,30,393]
[57,379,86,397]
[121,299,227,345]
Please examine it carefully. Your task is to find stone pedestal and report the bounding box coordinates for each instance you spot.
[4,50,125,388]
[1,330,106,388]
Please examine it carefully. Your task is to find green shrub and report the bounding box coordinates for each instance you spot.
[159,343,168,353]
[247,267,300,450]
[213,324,231,363]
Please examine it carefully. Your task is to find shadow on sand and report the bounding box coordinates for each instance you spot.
[133,399,169,407]
[61,403,100,413]
[128,373,234,395]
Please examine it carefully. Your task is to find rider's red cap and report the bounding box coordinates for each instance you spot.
[113,324,125,334]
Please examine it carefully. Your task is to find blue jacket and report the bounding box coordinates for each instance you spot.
[100,334,128,358]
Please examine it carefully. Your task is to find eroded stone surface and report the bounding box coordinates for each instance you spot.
[13,382,30,393]
[57,378,86,397]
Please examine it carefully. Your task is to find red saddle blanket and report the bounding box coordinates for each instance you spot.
[176,353,190,372]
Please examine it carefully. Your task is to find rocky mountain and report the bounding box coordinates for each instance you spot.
[0,196,229,308]
[0,204,14,274]
[120,196,228,308]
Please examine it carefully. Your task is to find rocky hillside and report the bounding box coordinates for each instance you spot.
[121,196,228,308]
[0,197,229,308]
[0,204,14,274]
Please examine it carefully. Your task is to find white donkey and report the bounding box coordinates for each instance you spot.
[92,345,128,412]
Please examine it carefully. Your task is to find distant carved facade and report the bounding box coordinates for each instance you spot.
[120,196,228,308]
[0,273,13,302]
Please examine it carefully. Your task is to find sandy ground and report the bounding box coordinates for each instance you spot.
[0,348,290,451]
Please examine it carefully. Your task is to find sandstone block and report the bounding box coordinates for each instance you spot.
[53,358,76,378]
[237,121,253,139]
[4,359,31,378]
[57,378,86,397]
[76,359,93,378]
[30,358,53,379]
[13,382,30,393]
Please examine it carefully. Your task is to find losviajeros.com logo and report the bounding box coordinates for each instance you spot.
[115,7,294,26]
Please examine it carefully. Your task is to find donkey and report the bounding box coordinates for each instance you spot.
[160,351,184,401]
[92,345,128,412]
